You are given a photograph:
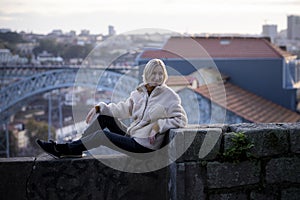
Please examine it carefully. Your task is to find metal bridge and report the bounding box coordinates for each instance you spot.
[0,66,139,157]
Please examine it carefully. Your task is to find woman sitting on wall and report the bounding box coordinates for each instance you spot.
[36,58,188,158]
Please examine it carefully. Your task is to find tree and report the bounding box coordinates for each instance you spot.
[63,44,93,59]
[24,118,56,156]
[0,32,24,54]
[33,39,58,56]
[0,31,24,43]
[33,39,93,60]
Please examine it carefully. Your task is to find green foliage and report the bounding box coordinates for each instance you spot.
[0,32,94,60]
[33,39,60,56]
[22,118,56,156]
[0,31,24,43]
[63,43,93,59]
[0,32,24,54]
[33,39,93,59]
[222,132,255,163]
[26,118,55,142]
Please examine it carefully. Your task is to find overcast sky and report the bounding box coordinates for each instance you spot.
[0,0,300,35]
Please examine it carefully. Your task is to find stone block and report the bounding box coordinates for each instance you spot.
[169,162,185,200]
[282,123,300,154]
[266,157,300,184]
[209,192,247,200]
[281,187,300,200]
[0,155,169,200]
[184,162,206,200]
[198,128,223,160]
[168,128,190,163]
[0,157,34,200]
[250,187,280,200]
[207,161,260,189]
[178,128,202,162]
[169,127,222,163]
[229,123,279,133]
[228,123,289,157]
[169,162,206,200]
[290,130,300,154]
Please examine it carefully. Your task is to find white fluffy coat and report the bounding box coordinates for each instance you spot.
[97,83,188,150]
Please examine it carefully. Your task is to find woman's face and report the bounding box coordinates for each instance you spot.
[148,66,164,86]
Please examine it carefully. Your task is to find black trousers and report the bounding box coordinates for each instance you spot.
[69,115,153,153]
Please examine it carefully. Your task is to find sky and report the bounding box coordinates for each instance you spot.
[0,0,300,35]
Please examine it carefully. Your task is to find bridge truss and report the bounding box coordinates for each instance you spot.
[0,67,139,157]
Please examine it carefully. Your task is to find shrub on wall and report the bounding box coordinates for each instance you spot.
[222,132,255,163]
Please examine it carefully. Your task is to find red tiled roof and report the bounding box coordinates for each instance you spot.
[166,76,193,86]
[194,82,300,123]
[140,36,294,59]
[140,49,180,59]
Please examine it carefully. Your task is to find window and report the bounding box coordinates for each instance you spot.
[220,40,231,45]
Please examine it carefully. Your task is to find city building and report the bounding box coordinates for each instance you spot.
[191,80,300,124]
[48,29,63,36]
[36,51,63,65]
[0,49,28,65]
[79,29,90,36]
[262,24,277,42]
[0,28,11,33]
[16,42,37,55]
[287,15,300,40]
[137,36,299,117]
[108,25,116,36]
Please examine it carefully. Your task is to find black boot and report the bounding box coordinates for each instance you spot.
[36,139,62,159]
[36,139,83,159]
[60,141,84,158]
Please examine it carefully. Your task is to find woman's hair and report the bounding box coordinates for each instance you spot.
[142,58,168,85]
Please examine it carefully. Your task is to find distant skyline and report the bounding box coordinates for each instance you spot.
[1,0,300,35]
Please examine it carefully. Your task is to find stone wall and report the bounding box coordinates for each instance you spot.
[0,155,169,200]
[0,123,299,200]
[170,123,300,200]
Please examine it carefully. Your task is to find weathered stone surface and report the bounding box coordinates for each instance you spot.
[187,124,228,132]
[250,187,280,200]
[266,157,300,184]
[168,128,192,163]
[169,162,185,200]
[229,123,280,132]
[0,155,169,200]
[207,161,260,188]
[0,157,34,200]
[169,161,206,200]
[282,123,300,154]
[197,128,222,161]
[1,123,300,200]
[184,162,206,200]
[209,192,247,200]
[290,130,300,154]
[228,123,289,157]
[281,187,300,200]
[179,129,203,162]
[170,128,222,162]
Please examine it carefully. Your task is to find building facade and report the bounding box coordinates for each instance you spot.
[262,24,277,42]
[137,36,298,111]
[287,15,300,40]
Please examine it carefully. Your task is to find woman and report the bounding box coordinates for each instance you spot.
[36,58,188,158]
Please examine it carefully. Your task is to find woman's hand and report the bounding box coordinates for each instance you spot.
[148,129,157,145]
[85,107,96,124]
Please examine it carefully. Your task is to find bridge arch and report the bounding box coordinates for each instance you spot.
[0,68,138,122]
